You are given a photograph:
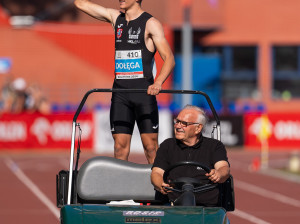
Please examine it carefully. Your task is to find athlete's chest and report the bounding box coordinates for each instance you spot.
[115,20,146,45]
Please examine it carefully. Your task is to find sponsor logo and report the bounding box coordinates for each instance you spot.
[249,117,273,138]
[116,51,122,59]
[30,118,93,145]
[152,124,159,129]
[0,121,27,141]
[274,121,300,140]
[30,118,51,145]
[128,27,141,39]
[123,211,164,216]
[127,40,140,44]
[117,28,123,39]
[250,118,300,141]
[125,217,160,223]
[118,24,124,28]
[116,73,144,79]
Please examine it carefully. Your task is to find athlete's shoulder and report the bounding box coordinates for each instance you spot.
[142,12,153,19]
[107,9,122,27]
[115,11,125,22]
[145,16,163,32]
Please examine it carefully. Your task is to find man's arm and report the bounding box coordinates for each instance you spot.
[206,160,230,183]
[151,167,170,194]
[146,18,175,95]
[74,0,120,25]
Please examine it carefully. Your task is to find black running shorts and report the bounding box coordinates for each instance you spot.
[110,92,159,134]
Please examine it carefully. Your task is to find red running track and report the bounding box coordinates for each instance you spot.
[1,150,300,224]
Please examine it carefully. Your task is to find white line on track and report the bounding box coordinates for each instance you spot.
[4,158,60,219]
[232,209,271,224]
[235,179,300,208]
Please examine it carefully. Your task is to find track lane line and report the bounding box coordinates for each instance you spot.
[4,158,60,219]
[235,179,300,208]
[231,209,271,224]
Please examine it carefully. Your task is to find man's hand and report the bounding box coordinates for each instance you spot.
[151,167,173,194]
[147,83,161,95]
[205,169,221,183]
[155,182,171,194]
[206,161,230,183]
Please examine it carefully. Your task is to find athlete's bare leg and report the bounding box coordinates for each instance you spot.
[113,133,132,161]
[140,133,158,164]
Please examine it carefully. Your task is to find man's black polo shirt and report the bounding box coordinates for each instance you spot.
[152,134,228,206]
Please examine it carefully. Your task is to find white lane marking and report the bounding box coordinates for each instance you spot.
[235,179,300,208]
[260,168,300,184]
[231,209,271,224]
[4,158,60,219]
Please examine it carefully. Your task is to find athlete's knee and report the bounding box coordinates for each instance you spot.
[114,138,130,159]
[141,134,158,151]
[143,142,157,164]
[143,141,158,152]
[114,141,128,151]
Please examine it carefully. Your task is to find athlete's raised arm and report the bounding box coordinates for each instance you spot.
[146,18,175,95]
[74,0,120,26]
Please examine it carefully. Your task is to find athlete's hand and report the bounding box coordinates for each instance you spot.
[147,83,161,95]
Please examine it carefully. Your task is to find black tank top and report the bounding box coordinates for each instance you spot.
[114,12,156,89]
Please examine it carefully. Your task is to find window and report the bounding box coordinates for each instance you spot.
[232,47,256,71]
[274,46,297,71]
[198,46,257,100]
[173,31,259,102]
[272,46,300,98]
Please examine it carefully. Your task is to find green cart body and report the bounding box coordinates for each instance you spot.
[57,89,235,224]
[61,205,229,224]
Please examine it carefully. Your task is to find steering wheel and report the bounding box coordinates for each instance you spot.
[163,161,217,194]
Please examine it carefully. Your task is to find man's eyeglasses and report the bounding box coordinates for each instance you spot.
[173,118,200,127]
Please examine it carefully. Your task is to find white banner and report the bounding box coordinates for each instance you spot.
[94,109,173,154]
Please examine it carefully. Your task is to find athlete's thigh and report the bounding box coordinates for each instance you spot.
[135,103,159,134]
[110,100,135,134]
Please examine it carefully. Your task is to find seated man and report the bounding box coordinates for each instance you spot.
[151,105,230,206]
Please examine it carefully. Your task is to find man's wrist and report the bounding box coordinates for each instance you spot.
[153,81,162,87]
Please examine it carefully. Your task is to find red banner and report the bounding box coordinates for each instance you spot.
[0,113,93,150]
[245,113,300,149]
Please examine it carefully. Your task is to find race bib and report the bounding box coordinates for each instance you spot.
[115,50,144,79]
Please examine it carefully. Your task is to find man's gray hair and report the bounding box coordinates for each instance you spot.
[183,104,208,127]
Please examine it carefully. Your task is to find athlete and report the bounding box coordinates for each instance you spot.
[74,0,175,164]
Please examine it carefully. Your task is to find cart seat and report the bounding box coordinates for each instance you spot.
[77,156,157,203]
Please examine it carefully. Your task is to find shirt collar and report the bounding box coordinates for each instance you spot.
[176,134,203,149]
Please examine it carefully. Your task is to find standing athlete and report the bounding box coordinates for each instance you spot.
[74,0,175,164]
